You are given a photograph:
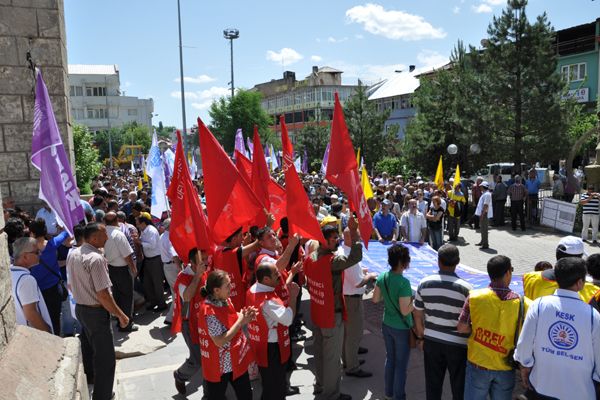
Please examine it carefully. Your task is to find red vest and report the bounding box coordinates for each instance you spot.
[245,288,291,367]
[171,271,206,343]
[213,247,246,310]
[304,253,344,329]
[197,299,254,383]
[255,253,290,306]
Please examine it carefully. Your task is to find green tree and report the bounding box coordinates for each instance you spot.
[296,119,330,170]
[72,124,101,193]
[155,122,176,140]
[95,122,152,161]
[483,0,569,167]
[208,89,273,152]
[343,82,392,170]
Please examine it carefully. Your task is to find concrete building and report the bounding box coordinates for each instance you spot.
[555,19,600,110]
[253,66,359,141]
[68,64,154,132]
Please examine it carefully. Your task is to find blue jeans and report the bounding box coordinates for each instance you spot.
[60,297,80,336]
[429,228,443,250]
[382,323,410,400]
[464,362,515,400]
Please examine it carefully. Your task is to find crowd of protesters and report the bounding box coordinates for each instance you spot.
[7,161,600,400]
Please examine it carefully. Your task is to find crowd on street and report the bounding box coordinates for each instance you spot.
[7,161,600,400]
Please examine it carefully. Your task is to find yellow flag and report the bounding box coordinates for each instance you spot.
[143,168,149,183]
[138,177,143,190]
[361,166,374,200]
[434,156,444,189]
[453,164,461,188]
[356,148,361,169]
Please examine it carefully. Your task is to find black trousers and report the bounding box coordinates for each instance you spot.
[204,372,252,400]
[423,339,467,400]
[108,266,134,321]
[76,304,116,400]
[258,343,287,400]
[142,255,165,307]
[493,199,506,225]
[41,283,63,335]
[511,200,525,230]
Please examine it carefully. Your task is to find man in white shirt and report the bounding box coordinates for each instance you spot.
[135,212,166,311]
[159,219,181,325]
[104,212,137,332]
[340,228,376,378]
[515,257,600,399]
[400,198,427,243]
[10,237,52,333]
[35,203,58,236]
[247,262,299,400]
[475,181,493,249]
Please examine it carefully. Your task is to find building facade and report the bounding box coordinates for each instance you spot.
[68,64,154,132]
[253,66,359,141]
[555,19,599,110]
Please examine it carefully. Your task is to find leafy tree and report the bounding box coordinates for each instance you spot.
[72,124,101,193]
[156,122,176,140]
[375,157,405,176]
[483,0,569,167]
[343,82,393,170]
[296,119,330,170]
[95,122,151,161]
[208,89,273,152]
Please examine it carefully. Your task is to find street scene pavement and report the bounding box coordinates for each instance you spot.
[114,224,581,400]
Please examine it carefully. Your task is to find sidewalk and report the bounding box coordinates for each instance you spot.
[114,224,581,399]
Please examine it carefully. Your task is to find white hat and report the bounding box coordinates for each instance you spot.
[330,194,339,200]
[481,181,490,188]
[557,236,587,257]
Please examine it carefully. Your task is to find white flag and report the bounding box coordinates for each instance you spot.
[147,131,169,217]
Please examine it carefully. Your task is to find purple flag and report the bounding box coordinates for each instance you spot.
[302,148,308,174]
[233,128,245,160]
[320,142,330,175]
[246,137,254,160]
[31,69,84,237]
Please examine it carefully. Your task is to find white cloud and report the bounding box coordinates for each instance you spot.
[170,91,199,100]
[327,36,348,43]
[472,3,492,13]
[311,55,323,62]
[266,48,303,66]
[124,81,132,88]
[355,34,364,39]
[416,50,448,70]
[170,86,230,109]
[486,0,505,5]
[453,6,460,14]
[191,101,213,110]
[345,3,446,41]
[333,61,407,83]
[174,74,216,84]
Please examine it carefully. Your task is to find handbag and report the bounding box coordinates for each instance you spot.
[382,272,418,348]
[505,294,524,369]
[39,259,68,302]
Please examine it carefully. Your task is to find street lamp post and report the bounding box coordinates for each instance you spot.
[177,0,188,155]
[223,28,239,98]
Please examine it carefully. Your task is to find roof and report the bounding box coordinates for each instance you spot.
[68,64,119,75]
[317,66,343,73]
[367,71,420,100]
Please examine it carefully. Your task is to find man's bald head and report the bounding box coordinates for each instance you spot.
[104,211,118,226]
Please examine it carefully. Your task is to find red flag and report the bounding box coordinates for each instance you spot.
[326,93,373,247]
[267,179,286,231]
[280,116,325,243]
[198,118,264,243]
[167,130,214,262]
[251,126,271,227]
[235,150,252,183]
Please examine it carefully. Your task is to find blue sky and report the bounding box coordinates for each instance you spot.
[64,0,598,129]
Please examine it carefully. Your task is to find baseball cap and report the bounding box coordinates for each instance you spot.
[557,236,587,257]
[481,181,490,188]
[320,215,338,227]
[140,211,152,221]
[382,199,392,206]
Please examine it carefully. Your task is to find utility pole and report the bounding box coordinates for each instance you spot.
[177,0,188,155]
[223,28,239,98]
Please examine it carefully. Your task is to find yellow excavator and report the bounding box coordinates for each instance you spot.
[103,145,144,168]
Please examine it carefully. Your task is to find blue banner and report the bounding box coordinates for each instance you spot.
[360,241,524,295]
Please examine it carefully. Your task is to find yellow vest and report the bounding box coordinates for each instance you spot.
[523,271,599,302]
[467,288,525,371]
[447,191,465,217]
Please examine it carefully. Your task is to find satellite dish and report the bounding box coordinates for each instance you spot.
[447,144,458,155]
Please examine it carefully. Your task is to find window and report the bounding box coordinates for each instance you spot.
[86,108,108,119]
[561,63,586,82]
[69,85,83,96]
[85,86,107,97]
[128,109,138,116]
[71,108,84,119]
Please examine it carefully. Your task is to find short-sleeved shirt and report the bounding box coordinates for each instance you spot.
[475,191,493,218]
[373,211,397,237]
[400,212,427,242]
[66,244,112,306]
[104,225,133,267]
[376,271,413,329]
[525,178,541,196]
[205,297,233,374]
[10,266,53,332]
[35,207,58,235]
[159,231,178,263]
[581,192,600,215]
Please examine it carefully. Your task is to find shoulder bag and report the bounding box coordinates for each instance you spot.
[39,259,68,302]
[383,272,418,348]
[505,294,524,369]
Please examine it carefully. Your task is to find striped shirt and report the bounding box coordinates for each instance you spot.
[581,192,600,215]
[414,270,473,346]
[66,243,112,306]
[508,183,528,201]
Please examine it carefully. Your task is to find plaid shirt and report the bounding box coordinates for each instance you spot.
[508,183,528,201]
[458,281,520,325]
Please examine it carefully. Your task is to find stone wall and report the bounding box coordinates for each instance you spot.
[0,0,74,213]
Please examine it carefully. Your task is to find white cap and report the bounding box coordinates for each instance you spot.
[557,236,587,257]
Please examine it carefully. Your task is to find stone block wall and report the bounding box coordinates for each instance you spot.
[0,0,74,214]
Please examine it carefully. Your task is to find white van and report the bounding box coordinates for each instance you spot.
[471,163,529,186]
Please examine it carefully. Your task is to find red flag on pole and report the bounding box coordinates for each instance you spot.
[251,126,271,212]
[280,116,325,243]
[167,130,215,262]
[234,150,252,183]
[198,117,264,243]
[326,93,373,247]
